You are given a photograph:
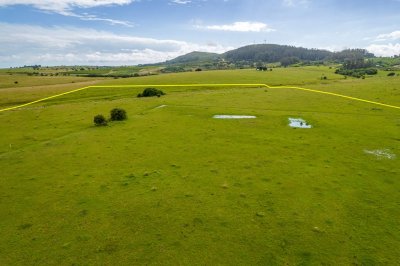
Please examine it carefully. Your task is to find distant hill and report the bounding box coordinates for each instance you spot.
[165,51,220,65]
[160,44,375,69]
[223,44,332,63]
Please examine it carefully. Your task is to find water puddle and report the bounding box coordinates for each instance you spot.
[213,115,256,119]
[289,118,312,128]
[364,149,396,160]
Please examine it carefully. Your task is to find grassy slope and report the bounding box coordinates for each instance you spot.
[0,67,344,108]
[0,73,105,89]
[0,67,399,265]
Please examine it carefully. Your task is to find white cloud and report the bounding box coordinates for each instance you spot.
[375,31,400,41]
[0,0,134,12]
[0,0,135,26]
[63,12,134,27]
[170,0,192,4]
[198,22,275,33]
[0,23,233,67]
[366,43,400,57]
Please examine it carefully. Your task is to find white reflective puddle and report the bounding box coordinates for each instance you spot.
[289,118,312,128]
[213,115,256,119]
[364,149,396,160]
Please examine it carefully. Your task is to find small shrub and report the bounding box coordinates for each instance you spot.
[387,72,396,77]
[137,88,165,98]
[94,114,107,126]
[110,108,127,121]
[14,81,18,84]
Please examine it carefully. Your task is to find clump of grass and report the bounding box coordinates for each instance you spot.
[78,209,88,217]
[18,223,33,230]
[125,174,135,179]
[98,242,119,254]
[312,226,323,233]
[193,217,203,225]
[256,212,265,217]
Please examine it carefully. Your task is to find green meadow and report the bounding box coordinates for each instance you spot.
[0,67,399,265]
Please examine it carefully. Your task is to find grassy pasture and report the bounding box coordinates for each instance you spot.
[0,66,346,109]
[0,67,399,265]
[0,72,105,89]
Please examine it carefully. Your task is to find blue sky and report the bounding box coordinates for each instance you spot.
[1,0,400,67]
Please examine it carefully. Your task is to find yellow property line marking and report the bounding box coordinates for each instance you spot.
[266,85,400,110]
[0,84,399,113]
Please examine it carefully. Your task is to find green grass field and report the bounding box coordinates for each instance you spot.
[0,67,399,265]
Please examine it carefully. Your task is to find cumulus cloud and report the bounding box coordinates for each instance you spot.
[375,30,400,41]
[198,22,275,32]
[0,23,233,67]
[366,43,400,57]
[0,0,135,26]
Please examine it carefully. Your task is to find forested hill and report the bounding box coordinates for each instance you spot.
[158,44,375,68]
[223,44,332,63]
[165,51,220,65]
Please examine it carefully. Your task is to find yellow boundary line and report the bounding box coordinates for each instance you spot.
[0,84,399,113]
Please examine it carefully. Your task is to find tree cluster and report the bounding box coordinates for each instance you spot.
[335,68,378,78]
[137,88,165,98]
[223,44,332,64]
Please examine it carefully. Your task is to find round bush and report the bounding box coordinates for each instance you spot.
[110,108,127,121]
[94,114,107,126]
[137,88,165,98]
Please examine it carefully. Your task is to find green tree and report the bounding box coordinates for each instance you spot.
[280,57,300,67]
[110,108,127,121]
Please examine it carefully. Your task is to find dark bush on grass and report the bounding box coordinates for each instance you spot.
[137,88,165,98]
[94,114,107,126]
[335,68,378,78]
[110,108,127,121]
[387,72,396,77]
[364,68,378,75]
